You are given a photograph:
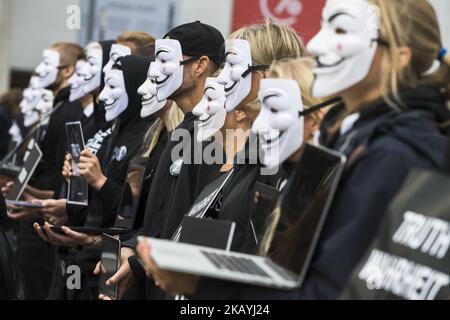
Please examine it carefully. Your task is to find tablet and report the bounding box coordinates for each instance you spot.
[5,200,44,209]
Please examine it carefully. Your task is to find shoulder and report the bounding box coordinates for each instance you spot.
[356,112,446,169]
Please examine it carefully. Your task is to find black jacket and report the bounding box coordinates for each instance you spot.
[0,193,16,299]
[123,114,222,300]
[70,56,153,282]
[125,113,221,243]
[191,86,449,300]
[0,106,13,160]
[216,135,280,253]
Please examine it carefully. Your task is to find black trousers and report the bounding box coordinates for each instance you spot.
[15,222,56,300]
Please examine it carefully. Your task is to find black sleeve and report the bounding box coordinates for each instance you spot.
[97,178,126,214]
[0,118,11,159]
[0,192,6,225]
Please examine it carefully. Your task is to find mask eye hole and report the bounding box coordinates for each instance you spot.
[270,108,279,114]
[335,27,347,35]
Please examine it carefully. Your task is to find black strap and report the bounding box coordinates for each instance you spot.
[241,65,270,78]
[299,97,342,117]
[443,131,450,175]
[180,56,200,66]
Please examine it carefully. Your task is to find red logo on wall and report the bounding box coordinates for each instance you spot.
[231,0,326,43]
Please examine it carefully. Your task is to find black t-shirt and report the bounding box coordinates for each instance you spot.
[0,106,12,160]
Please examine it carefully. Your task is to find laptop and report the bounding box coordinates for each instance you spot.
[6,139,43,201]
[179,216,236,251]
[141,144,346,289]
[50,157,147,235]
[170,169,235,242]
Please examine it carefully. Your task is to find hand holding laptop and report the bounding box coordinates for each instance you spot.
[137,237,201,296]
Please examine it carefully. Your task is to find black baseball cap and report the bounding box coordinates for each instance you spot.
[164,21,225,66]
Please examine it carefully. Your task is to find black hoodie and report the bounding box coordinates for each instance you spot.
[81,40,116,140]
[67,56,153,299]
[77,55,153,229]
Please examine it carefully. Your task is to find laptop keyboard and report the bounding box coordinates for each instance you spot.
[201,251,271,278]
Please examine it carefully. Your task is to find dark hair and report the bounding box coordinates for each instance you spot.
[117,31,156,57]
[0,88,22,118]
[52,42,84,66]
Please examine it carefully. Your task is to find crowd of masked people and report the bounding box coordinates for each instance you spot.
[1,0,450,300]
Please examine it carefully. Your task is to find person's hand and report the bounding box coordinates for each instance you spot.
[136,239,200,296]
[1,181,14,196]
[78,149,107,191]
[33,222,93,248]
[37,198,68,225]
[7,207,40,221]
[94,247,136,300]
[62,153,72,182]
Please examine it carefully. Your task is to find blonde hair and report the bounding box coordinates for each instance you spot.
[142,101,184,157]
[268,58,323,124]
[229,19,308,115]
[116,31,156,57]
[370,0,450,106]
[229,19,307,66]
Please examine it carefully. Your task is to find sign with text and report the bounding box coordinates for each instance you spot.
[6,140,42,201]
[342,170,450,300]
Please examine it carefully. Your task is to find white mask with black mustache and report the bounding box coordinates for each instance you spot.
[20,86,41,114]
[193,77,227,142]
[35,89,54,126]
[137,62,167,118]
[149,39,185,102]
[218,39,263,112]
[103,44,131,74]
[24,110,40,128]
[68,60,88,102]
[99,70,129,122]
[307,0,381,98]
[252,79,304,169]
[34,49,60,89]
[83,43,103,94]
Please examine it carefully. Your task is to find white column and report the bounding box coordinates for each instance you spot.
[0,0,13,93]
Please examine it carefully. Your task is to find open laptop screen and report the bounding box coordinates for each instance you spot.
[266,144,345,279]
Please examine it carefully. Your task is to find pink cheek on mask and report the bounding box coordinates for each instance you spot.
[336,44,343,52]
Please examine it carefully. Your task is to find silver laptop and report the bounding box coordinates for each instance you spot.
[142,144,347,290]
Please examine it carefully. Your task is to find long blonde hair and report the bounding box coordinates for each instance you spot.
[229,19,307,66]
[229,19,308,115]
[268,58,323,124]
[371,0,450,107]
[142,102,184,157]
